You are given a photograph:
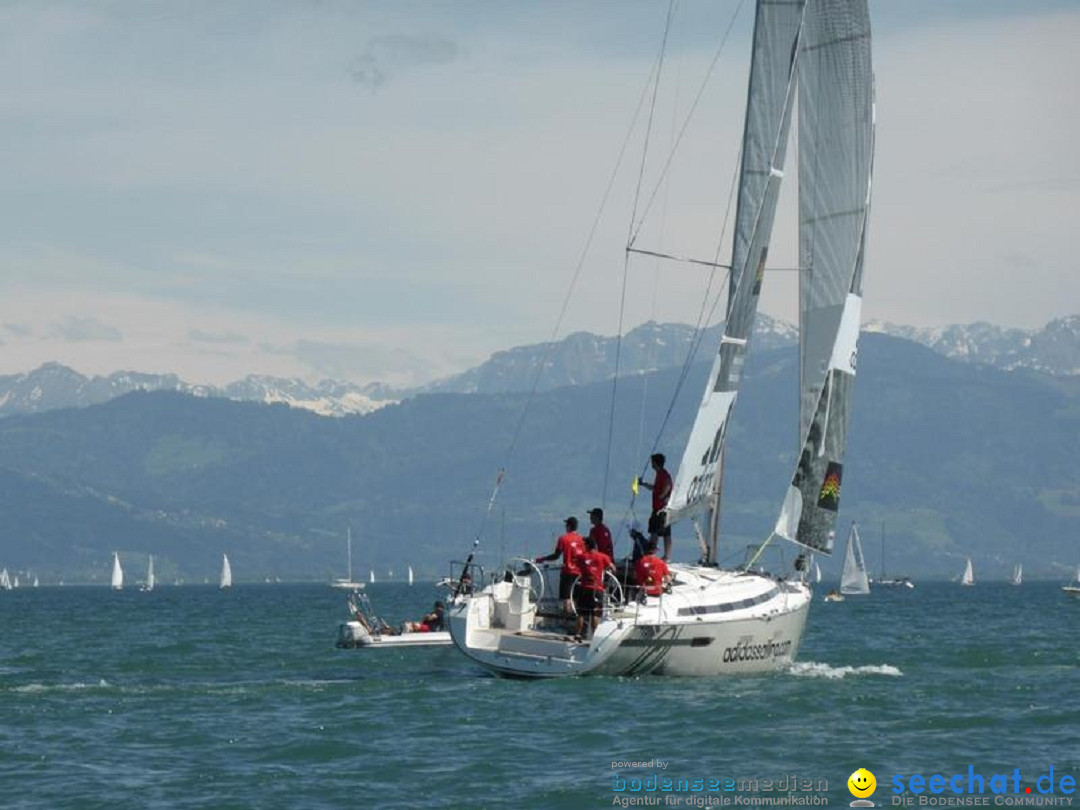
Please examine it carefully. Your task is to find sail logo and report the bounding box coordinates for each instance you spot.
[752,247,768,295]
[817,462,843,511]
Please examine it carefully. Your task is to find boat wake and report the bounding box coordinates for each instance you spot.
[789,662,902,679]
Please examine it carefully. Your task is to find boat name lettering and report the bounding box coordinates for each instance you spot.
[721,637,792,663]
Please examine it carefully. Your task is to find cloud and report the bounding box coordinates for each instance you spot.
[3,323,33,337]
[52,316,122,342]
[188,329,249,345]
[348,34,458,91]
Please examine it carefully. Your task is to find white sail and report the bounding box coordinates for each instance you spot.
[408,566,414,586]
[814,560,822,583]
[961,558,974,586]
[774,0,874,556]
[1011,563,1022,586]
[668,0,806,531]
[111,552,124,590]
[369,569,375,584]
[839,524,869,595]
[146,555,155,592]
[0,568,10,590]
[220,554,233,589]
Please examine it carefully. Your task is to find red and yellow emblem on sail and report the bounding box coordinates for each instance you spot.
[817,461,843,511]
[752,247,768,296]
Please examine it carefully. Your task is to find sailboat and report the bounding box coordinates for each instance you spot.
[1063,566,1080,596]
[449,0,875,677]
[408,565,414,586]
[111,552,124,590]
[141,555,156,592]
[1011,563,1023,586]
[839,524,870,596]
[0,568,11,591]
[876,524,914,588]
[220,554,233,589]
[369,569,375,584]
[330,527,365,590]
[960,557,975,586]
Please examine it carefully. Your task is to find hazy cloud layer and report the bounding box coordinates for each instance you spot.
[0,2,1075,385]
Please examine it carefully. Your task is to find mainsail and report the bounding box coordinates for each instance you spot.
[668,0,806,530]
[774,0,874,555]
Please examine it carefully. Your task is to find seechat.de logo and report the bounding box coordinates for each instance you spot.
[848,768,877,807]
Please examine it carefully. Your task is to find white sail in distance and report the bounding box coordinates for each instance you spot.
[220,554,233,589]
[839,524,869,595]
[774,0,874,555]
[668,0,806,528]
[111,552,124,590]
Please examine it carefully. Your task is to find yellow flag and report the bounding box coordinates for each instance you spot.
[631,477,639,496]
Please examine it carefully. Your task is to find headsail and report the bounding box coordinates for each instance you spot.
[668,0,806,529]
[774,0,874,555]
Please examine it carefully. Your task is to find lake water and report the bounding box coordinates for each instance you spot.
[1,580,1076,808]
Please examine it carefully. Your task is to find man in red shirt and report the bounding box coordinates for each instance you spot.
[634,550,670,598]
[575,534,615,639]
[639,453,674,560]
[536,516,585,616]
[586,508,614,560]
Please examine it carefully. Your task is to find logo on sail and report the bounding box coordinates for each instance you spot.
[817,462,843,511]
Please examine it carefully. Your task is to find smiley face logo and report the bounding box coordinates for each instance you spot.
[848,768,877,798]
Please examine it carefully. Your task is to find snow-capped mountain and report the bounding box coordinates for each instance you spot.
[864,315,1080,376]
[421,315,798,395]
[2,315,1076,419]
[0,365,395,419]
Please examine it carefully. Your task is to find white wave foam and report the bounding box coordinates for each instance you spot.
[789,662,902,679]
[12,679,109,693]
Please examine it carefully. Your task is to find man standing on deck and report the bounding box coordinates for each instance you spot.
[536,517,585,616]
[638,453,673,560]
[586,508,614,560]
[575,534,615,639]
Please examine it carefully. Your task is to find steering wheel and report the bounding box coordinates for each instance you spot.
[504,557,545,612]
[603,570,624,610]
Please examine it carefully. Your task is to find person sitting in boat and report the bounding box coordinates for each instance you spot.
[634,548,670,599]
[638,453,673,560]
[535,516,585,616]
[574,534,615,640]
[403,601,446,633]
[586,507,614,559]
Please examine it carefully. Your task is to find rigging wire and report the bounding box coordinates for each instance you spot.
[466,16,675,552]
[603,0,678,510]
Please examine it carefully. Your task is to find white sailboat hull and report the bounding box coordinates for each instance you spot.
[449,565,811,679]
[336,621,451,648]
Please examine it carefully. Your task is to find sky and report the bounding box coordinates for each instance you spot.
[1,0,1077,387]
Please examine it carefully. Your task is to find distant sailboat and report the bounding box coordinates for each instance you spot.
[1063,566,1080,596]
[1011,563,1023,586]
[960,557,974,586]
[330,527,365,590]
[408,565,414,586]
[0,568,11,590]
[369,570,375,584]
[141,555,156,592]
[840,524,870,596]
[876,523,914,588]
[111,552,124,590]
[813,560,822,584]
[220,554,233,589]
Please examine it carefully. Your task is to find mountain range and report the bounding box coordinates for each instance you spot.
[0,324,1077,586]
[1,315,1077,421]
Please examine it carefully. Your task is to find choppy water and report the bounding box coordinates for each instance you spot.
[1,581,1076,808]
